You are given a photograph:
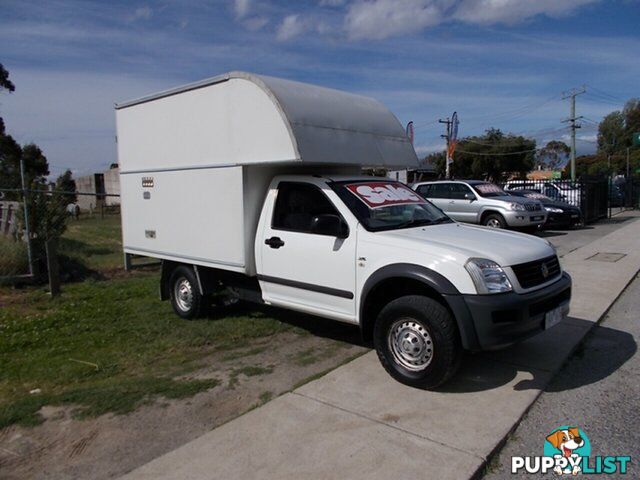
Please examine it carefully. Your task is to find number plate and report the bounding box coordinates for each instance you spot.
[531,216,544,221]
[545,305,566,330]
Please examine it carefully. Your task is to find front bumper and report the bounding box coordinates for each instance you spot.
[502,210,547,227]
[545,211,583,228]
[444,272,572,351]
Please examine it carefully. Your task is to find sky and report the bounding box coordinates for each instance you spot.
[0,0,638,177]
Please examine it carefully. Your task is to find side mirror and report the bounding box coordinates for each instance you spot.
[311,214,349,238]
[464,193,475,201]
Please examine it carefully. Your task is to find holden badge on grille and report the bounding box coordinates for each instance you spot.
[541,262,549,278]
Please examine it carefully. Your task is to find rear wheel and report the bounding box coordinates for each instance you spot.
[483,213,506,229]
[169,265,207,319]
[373,295,462,389]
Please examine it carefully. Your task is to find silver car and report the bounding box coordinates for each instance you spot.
[411,180,547,229]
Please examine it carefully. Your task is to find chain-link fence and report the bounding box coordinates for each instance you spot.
[0,186,121,283]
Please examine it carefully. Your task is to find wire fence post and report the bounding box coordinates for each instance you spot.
[45,237,61,296]
[19,157,35,276]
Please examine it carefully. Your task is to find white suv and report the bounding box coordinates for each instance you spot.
[412,180,547,230]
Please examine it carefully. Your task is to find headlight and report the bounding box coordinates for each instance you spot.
[508,202,526,211]
[545,207,564,213]
[465,258,513,294]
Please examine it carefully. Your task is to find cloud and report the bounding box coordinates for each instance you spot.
[345,0,443,40]
[453,0,600,25]
[276,14,310,41]
[340,0,600,40]
[234,0,251,18]
[243,16,269,31]
[130,6,153,22]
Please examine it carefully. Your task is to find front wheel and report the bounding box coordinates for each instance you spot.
[373,296,462,389]
[483,213,506,229]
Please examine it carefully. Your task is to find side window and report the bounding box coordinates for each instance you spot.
[416,184,431,197]
[439,183,455,199]
[451,183,473,200]
[429,184,448,199]
[272,182,341,234]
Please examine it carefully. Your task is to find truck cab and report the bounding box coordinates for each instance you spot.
[181,174,569,389]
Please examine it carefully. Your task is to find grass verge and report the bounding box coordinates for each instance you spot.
[0,273,296,427]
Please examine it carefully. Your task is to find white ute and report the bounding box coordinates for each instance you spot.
[116,72,571,388]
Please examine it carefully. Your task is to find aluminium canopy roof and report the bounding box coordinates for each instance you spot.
[116,72,417,172]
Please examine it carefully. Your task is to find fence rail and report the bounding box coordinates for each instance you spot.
[498,176,639,223]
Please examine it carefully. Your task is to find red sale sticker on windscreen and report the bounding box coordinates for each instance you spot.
[346,182,426,208]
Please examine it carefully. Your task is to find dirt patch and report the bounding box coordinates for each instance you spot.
[0,330,367,479]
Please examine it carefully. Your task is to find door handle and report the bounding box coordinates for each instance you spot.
[265,236,285,249]
[449,200,455,204]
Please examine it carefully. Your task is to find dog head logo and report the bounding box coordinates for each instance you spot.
[546,427,585,457]
[544,426,591,475]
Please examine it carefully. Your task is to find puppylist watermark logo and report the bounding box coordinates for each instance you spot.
[511,426,631,475]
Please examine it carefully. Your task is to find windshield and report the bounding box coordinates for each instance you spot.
[520,192,552,201]
[329,180,451,232]
[473,183,508,198]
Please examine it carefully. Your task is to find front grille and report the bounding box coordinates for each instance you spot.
[524,203,542,211]
[511,255,561,289]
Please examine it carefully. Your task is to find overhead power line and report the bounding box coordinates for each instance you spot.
[454,148,538,156]
[585,85,626,103]
[583,93,622,108]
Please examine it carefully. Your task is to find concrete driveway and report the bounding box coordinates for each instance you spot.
[121,212,640,480]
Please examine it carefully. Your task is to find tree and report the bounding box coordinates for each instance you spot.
[598,111,626,155]
[623,98,640,143]
[423,151,446,178]
[0,63,22,192]
[536,140,570,170]
[0,63,15,92]
[56,169,78,203]
[449,128,536,182]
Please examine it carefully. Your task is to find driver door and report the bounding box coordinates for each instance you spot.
[258,181,357,322]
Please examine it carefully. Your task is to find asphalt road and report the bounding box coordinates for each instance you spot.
[483,272,640,479]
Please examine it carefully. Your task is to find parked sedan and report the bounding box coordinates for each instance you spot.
[509,190,583,229]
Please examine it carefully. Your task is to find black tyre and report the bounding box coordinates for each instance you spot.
[169,265,207,319]
[483,213,506,229]
[374,295,462,389]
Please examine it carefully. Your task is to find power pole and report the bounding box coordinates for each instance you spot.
[562,86,586,182]
[439,117,452,178]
